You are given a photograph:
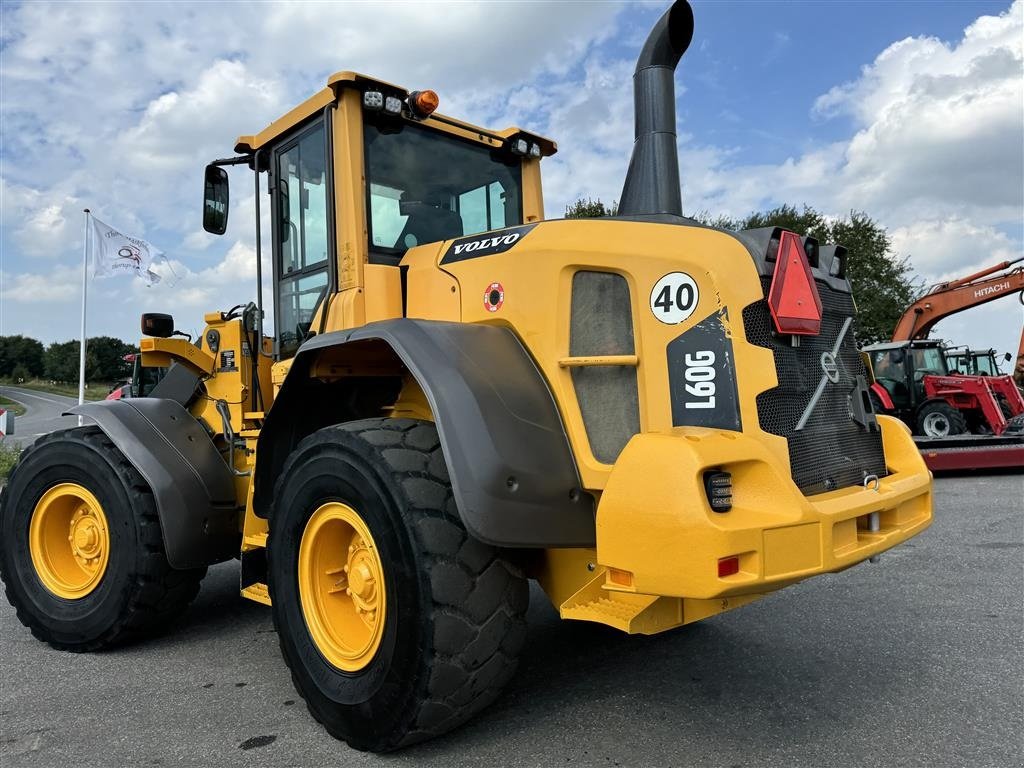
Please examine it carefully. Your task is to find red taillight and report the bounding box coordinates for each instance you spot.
[767,230,822,336]
[717,556,740,578]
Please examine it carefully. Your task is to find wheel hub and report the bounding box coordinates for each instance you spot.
[298,502,387,672]
[70,509,104,562]
[29,483,110,599]
[923,412,950,437]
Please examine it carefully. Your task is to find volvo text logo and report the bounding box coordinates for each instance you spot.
[820,351,840,384]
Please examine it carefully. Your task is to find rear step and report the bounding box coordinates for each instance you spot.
[241,582,271,606]
[559,570,683,634]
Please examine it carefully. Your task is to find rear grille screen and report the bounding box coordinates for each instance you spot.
[743,277,887,495]
[570,271,640,463]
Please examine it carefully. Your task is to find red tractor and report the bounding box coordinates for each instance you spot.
[104,353,165,400]
[865,340,1024,437]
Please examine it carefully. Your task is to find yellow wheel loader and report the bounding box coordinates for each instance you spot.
[0,1,932,752]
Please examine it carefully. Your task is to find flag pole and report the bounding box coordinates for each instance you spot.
[78,209,90,426]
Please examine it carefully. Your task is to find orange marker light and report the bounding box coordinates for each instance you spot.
[608,568,634,587]
[410,89,439,118]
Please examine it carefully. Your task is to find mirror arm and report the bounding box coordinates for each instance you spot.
[209,155,252,167]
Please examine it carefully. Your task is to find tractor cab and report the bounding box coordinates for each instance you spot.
[945,347,1012,376]
[865,340,948,411]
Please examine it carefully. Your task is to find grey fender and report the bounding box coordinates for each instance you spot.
[67,399,238,569]
[255,319,596,548]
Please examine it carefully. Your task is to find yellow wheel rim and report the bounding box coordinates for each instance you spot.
[298,502,387,672]
[29,483,110,599]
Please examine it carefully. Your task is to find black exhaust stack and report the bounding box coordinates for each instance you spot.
[618,1,694,218]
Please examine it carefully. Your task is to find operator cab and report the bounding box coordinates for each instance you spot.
[201,72,554,360]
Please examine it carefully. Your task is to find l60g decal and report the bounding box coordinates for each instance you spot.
[667,308,742,430]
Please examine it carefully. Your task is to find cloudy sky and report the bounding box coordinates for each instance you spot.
[1,0,1021,362]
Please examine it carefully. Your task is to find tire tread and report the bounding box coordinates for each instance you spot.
[0,427,205,651]
[270,417,527,750]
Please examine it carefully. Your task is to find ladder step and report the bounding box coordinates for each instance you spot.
[562,593,660,632]
[241,582,271,606]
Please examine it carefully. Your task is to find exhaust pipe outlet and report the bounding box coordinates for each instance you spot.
[618,1,694,218]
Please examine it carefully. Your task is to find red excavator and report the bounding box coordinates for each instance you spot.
[866,258,1024,438]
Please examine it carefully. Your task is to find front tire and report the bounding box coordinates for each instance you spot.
[0,427,206,650]
[915,400,966,438]
[268,418,528,752]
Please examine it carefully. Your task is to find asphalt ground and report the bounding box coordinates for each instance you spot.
[0,387,83,449]
[1,473,1022,768]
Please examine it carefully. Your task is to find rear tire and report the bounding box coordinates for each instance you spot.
[914,400,966,438]
[0,427,206,650]
[268,418,528,752]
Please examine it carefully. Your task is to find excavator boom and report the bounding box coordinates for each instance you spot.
[891,258,1024,341]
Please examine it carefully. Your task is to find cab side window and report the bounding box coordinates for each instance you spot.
[274,120,330,358]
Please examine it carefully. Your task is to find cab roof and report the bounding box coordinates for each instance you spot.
[234,71,557,157]
[863,340,943,352]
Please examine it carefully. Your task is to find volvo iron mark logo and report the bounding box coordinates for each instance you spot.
[820,351,840,384]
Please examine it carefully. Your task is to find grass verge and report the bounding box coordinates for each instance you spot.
[0,396,27,417]
[0,441,20,480]
[0,379,110,401]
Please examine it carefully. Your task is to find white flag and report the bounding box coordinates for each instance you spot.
[89,216,163,286]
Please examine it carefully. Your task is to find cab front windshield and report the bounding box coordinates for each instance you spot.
[910,346,948,376]
[973,353,999,375]
[364,120,523,262]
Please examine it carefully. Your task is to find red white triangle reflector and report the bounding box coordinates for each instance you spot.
[767,231,822,335]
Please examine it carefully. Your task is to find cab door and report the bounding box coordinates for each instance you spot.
[270,116,335,359]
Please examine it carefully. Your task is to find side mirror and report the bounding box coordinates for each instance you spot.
[1004,352,1013,362]
[141,313,175,338]
[203,165,229,235]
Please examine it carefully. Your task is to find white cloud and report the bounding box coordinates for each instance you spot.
[812,0,1023,224]
[117,60,286,175]
[890,218,1023,283]
[0,179,80,258]
[0,0,626,343]
[0,265,80,303]
[888,220,1023,360]
[0,0,1020,365]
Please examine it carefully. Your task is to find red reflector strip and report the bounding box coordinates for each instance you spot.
[767,231,823,336]
[717,556,740,578]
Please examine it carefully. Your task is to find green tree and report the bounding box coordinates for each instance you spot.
[691,204,918,344]
[565,198,618,218]
[86,336,134,382]
[0,335,45,378]
[44,340,81,383]
[829,212,918,345]
[42,337,134,383]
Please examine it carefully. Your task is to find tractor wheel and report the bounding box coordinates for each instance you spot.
[268,418,528,752]
[0,427,206,651]
[915,401,967,438]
